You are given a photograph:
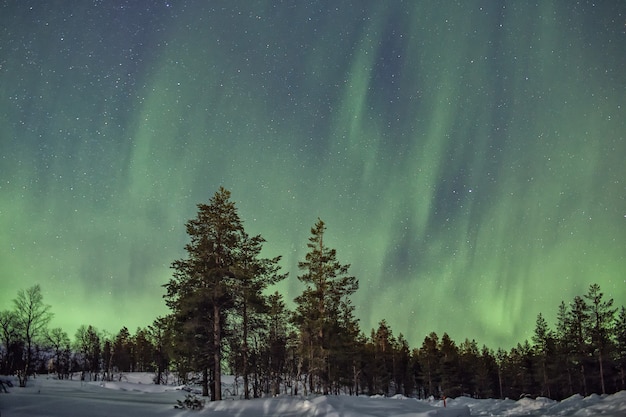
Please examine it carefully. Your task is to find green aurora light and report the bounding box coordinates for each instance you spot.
[1,1,625,349]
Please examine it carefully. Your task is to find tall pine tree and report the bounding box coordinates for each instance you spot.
[293,219,358,394]
[584,283,617,394]
[165,187,243,400]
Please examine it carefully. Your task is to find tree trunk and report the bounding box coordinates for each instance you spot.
[427,365,433,397]
[18,369,27,387]
[243,300,249,399]
[156,354,163,385]
[20,340,33,387]
[598,350,606,394]
[542,360,551,398]
[567,364,573,397]
[580,362,587,396]
[202,367,209,397]
[213,303,222,401]
[209,368,216,399]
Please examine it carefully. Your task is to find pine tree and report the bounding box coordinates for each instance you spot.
[458,338,480,396]
[614,307,626,389]
[293,218,358,394]
[410,348,423,398]
[164,188,283,400]
[439,333,460,397]
[231,232,286,399]
[265,292,291,396]
[360,337,377,395]
[418,332,441,398]
[165,187,244,400]
[102,338,113,381]
[495,348,507,399]
[395,333,414,396]
[165,271,215,393]
[112,327,132,372]
[532,312,554,397]
[371,320,394,395]
[149,315,174,385]
[584,283,617,394]
[508,340,535,398]
[74,325,101,381]
[569,295,591,395]
[326,297,360,394]
[555,300,575,398]
[133,327,155,373]
[476,345,497,398]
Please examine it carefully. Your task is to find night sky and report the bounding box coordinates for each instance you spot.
[1,1,625,349]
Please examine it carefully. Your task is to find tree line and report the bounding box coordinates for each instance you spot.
[0,286,169,386]
[1,188,625,401]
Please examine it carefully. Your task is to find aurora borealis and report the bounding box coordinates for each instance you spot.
[1,1,625,350]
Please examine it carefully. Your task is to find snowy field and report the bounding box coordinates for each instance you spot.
[2,374,626,417]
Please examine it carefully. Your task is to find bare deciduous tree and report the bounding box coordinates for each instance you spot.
[13,284,53,387]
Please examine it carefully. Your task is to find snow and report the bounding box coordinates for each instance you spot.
[2,374,626,417]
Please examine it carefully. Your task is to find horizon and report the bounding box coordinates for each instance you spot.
[6,277,623,353]
[1,1,625,351]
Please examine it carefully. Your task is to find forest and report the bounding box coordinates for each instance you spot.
[1,188,625,402]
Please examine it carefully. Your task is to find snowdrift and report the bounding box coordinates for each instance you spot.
[1,373,626,416]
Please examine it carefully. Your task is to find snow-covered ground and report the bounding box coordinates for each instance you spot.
[1,374,626,417]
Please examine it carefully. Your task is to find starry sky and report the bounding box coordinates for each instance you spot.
[1,1,625,349]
